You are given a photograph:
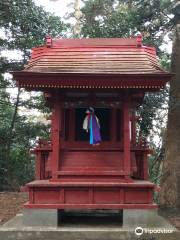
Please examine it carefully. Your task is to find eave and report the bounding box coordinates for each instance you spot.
[12,71,172,90]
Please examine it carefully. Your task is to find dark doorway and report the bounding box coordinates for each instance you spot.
[75,108,110,141]
[58,210,123,227]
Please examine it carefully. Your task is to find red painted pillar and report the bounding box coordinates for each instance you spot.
[143,152,148,180]
[111,108,116,142]
[51,92,62,180]
[131,110,136,146]
[69,108,75,142]
[123,94,131,179]
[35,150,41,180]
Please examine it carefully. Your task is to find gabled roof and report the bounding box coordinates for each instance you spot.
[13,36,171,90]
[25,36,164,74]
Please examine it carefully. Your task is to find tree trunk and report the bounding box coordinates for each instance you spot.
[127,0,133,10]
[5,87,21,189]
[73,0,82,38]
[159,11,180,208]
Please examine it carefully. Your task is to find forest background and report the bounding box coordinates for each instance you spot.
[0,0,179,208]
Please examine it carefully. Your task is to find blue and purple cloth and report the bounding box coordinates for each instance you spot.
[83,108,101,145]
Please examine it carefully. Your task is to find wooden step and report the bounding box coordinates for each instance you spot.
[56,170,124,176]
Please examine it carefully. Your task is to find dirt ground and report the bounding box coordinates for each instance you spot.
[0,192,180,230]
[0,192,28,225]
[159,208,180,230]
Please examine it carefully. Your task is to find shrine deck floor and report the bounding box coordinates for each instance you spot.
[25,179,157,210]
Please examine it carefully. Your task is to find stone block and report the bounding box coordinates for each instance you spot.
[123,209,175,229]
[23,209,58,227]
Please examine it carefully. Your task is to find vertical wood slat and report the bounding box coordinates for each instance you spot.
[51,92,62,179]
[123,94,131,178]
[69,108,75,141]
[64,109,69,141]
[59,188,65,203]
[120,109,123,143]
[41,155,45,180]
[119,188,124,204]
[143,152,148,180]
[116,109,122,142]
[111,108,116,142]
[29,188,34,204]
[89,188,94,204]
[61,107,65,140]
[148,189,153,204]
[35,151,41,180]
[131,110,136,146]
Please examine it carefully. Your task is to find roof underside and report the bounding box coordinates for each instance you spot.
[25,37,165,75]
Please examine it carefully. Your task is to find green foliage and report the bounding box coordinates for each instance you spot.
[138,89,169,137]
[0,0,67,50]
[81,0,173,52]
[0,0,66,190]
[0,74,50,190]
[0,0,68,72]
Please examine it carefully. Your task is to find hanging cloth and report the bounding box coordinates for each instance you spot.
[83,108,101,145]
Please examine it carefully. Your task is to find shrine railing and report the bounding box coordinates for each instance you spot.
[132,133,153,180]
[31,139,52,180]
[31,135,152,181]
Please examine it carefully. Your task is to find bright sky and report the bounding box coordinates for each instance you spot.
[34,0,73,18]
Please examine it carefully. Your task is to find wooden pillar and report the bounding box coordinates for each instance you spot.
[51,92,62,180]
[69,108,75,141]
[35,151,41,180]
[131,110,136,146]
[123,94,131,179]
[143,152,148,180]
[111,108,116,142]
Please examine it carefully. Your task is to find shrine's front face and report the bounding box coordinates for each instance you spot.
[13,37,170,210]
[48,89,138,181]
[61,91,123,146]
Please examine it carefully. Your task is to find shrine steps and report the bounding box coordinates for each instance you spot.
[55,170,130,182]
[25,179,157,210]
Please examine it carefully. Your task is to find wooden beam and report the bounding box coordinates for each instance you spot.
[143,152,148,180]
[35,151,41,180]
[51,91,62,179]
[123,94,131,179]
[131,110,136,146]
[69,108,75,141]
[111,108,116,142]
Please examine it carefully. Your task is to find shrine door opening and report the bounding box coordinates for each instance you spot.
[75,108,110,142]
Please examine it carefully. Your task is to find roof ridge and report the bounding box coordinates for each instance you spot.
[45,36,142,48]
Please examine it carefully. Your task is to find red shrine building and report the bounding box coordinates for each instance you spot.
[13,36,171,226]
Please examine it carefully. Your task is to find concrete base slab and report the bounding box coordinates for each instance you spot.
[0,211,179,240]
[123,209,174,228]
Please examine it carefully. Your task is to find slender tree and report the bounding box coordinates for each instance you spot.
[73,0,83,37]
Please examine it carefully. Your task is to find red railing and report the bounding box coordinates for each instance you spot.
[31,136,151,181]
[31,139,52,180]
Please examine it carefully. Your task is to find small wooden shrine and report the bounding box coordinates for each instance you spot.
[13,36,171,212]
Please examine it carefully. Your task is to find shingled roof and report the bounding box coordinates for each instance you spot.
[13,36,171,90]
[25,36,165,75]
